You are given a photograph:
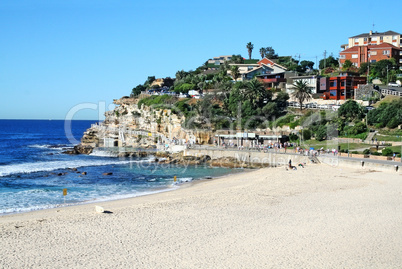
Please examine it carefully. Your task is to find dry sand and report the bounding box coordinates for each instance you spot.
[1,163,401,268]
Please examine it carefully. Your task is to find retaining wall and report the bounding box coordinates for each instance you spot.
[185,149,310,167]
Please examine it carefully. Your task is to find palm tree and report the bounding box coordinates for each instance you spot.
[244,78,266,107]
[246,42,254,60]
[292,80,312,110]
[259,47,266,59]
[230,65,240,81]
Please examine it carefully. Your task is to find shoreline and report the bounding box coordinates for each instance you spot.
[1,163,401,268]
[0,164,250,218]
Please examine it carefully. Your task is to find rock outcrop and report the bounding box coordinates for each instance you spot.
[76,97,211,154]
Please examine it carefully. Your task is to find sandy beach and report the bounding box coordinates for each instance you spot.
[1,163,401,268]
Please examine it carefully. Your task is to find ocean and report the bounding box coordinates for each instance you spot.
[0,120,232,215]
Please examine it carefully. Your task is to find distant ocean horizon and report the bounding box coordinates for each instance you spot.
[0,119,232,215]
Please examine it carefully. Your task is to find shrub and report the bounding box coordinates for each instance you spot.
[363,149,371,155]
[315,125,327,141]
[289,133,299,141]
[381,148,393,156]
[302,129,312,140]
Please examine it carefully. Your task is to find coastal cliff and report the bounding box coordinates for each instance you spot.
[75,97,212,154]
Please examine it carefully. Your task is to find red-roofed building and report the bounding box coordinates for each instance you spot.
[339,43,401,68]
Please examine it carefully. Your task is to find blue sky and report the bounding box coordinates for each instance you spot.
[0,0,399,120]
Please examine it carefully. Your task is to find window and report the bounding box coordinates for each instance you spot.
[380,36,383,41]
[393,35,398,40]
[383,50,390,55]
[341,81,345,87]
[330,81,337,87]
[330,90,336,97]
[370,60,376,63]
[371,37,377,41]
[371,51,377,55]
[352,54,358,59]
[364,37,368,41]
[354,38,359,43]
[340,55,345,59]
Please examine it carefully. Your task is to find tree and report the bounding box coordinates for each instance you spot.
[367,99,402,128]
[264,47,278,59]
[246,42,254,60]
[262,102,279,119]
[342,60,353,71]
[369,59,397,83]
[144,76,156,88]
[359,62,369,75]
[230,65,240,81]
[230,54,244,64]
[244,78,270,107]
[274,91,289,110]
[292,80,312,110]
[315,125,327,141]
[319,56,339,69]
[300,60,315,71]
[338,100,364,122]
[131,84,146,96]
[259,47,266,59]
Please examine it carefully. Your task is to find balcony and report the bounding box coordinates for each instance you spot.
[259,78,286,83]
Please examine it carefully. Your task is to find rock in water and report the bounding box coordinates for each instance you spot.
[103,172,113,176]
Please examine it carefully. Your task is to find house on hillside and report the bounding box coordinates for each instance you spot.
[321,72,367,100]
[207,55,233,65]
[229,57,288,84]
[286,75,321,94]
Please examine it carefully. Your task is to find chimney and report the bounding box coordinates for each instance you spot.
[369,30,372,35]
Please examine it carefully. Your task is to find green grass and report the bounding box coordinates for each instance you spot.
[373,134,402,142]
[300,140,371,151]
[386,146,402,154]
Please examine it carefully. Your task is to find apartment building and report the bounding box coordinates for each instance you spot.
[339,30,402,68]
[341,30,401,50]
[339,43,402,67]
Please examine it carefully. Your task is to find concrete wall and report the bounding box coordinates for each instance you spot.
[184,148,401,174]
[319,156,402,174]
[185,148,310,167]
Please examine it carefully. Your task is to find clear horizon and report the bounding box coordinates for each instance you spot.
[0,0,399,120]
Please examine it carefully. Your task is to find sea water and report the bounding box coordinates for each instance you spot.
[0,120,233,215]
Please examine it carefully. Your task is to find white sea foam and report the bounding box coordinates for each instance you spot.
[28,144,72,151]
[0,159,151,177]
[177,177,193,183]
[0,186,179,215]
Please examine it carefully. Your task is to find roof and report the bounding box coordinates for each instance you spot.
[340,43,401,53]
[289,75,318,79]
[368,43,401,50]
[350,30,401,38]
[202,69,220,75]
